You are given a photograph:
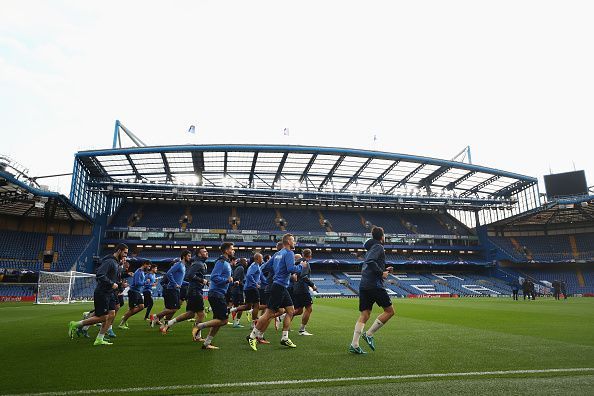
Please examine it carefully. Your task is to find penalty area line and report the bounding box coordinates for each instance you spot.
[7,367,594,396]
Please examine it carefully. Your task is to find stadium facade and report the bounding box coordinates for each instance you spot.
[1,133,593,300]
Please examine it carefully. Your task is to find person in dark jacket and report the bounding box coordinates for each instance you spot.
[529,280,536,300]
[68,244,128,346]
[553,280,561,300]
[230,253,264,330]
[143,264,158,320]
[230,258,247,328]
[561,281,567,299]
[226,257,239,307]
[292,249,317,336]
[349,227,394,355]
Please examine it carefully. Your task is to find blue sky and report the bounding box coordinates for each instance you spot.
[1,0,593,195]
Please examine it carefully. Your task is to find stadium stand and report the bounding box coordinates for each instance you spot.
[4,145,593,302]
[134,203,183,228]
[0,284,35,297]
[52,234,92,271]
[278,209,324,232]
[400,212,450,235]
[234,207,277,231]
[189,205,233,229]
[490,234,594,262]
[321,211,366,233]
[109,202,138,227]
[0,230,44,270]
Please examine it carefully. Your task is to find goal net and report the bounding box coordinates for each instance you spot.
[36,271,96,304]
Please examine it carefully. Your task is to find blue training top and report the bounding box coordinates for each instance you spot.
[143,273,156,294]
[244,262,261,290]
[272,248,302,288]
[209,255,233,296]
[165,260,187,289]
[130,268,146,293]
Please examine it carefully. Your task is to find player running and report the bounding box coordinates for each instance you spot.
[247,234,307,351]
[292,249,317,336]
[230,253,263,330]
[349,226,395,354]
[143,264,158,321]
[230,258,247,328]
[68,244,128,346]
[152,250,189,329]
[118,260,151,329]
[161,248,209,335]
[193,242,235,350]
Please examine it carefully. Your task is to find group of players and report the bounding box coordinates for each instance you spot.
[67,227,395,354]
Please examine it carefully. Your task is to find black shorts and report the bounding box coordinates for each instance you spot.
[232,288,245,305]
[225,288,233,304]
[186,287,205,313]
[268,283,293,312]
[208,292,229,321]
[244,288,260,304]
[163,288,181,310]
[94,289,116,317]
[359,288,392,312]
[128,290,144,308]
[116,293,124,307]
[180,284,189,301]
[143,291,154,306]
[293,292,313,309]
[259,289,269,306]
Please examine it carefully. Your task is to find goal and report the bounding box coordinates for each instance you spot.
[36,271,96,304]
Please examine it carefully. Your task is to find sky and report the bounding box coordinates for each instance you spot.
[1,0,593,196]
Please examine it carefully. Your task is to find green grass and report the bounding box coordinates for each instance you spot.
[1,298,594,395]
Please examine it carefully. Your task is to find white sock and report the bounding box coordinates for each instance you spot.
[230,307,237,313]
[77,320,84,327]
[366,318,385,336]
[167,319,177,327]
[204,335,213,346]
[249,327,259,339]
[96,332,104,340]
[299,324,306,332]
[108,325,113,331]
[280,313,286,321]
[352,321,364,348]
[281,330,289,341]
[82,325,90,331]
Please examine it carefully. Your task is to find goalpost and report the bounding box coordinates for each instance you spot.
[36,271,96,304]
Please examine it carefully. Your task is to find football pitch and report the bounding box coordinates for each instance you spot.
[1,298,593,395]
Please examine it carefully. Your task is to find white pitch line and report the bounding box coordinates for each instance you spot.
[6,368,594,396]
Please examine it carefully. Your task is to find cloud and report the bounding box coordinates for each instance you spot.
[0,0,593,196]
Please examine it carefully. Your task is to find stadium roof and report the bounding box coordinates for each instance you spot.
[0,170,92,222]
[489,194,594,227]
[75,145,537,205]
